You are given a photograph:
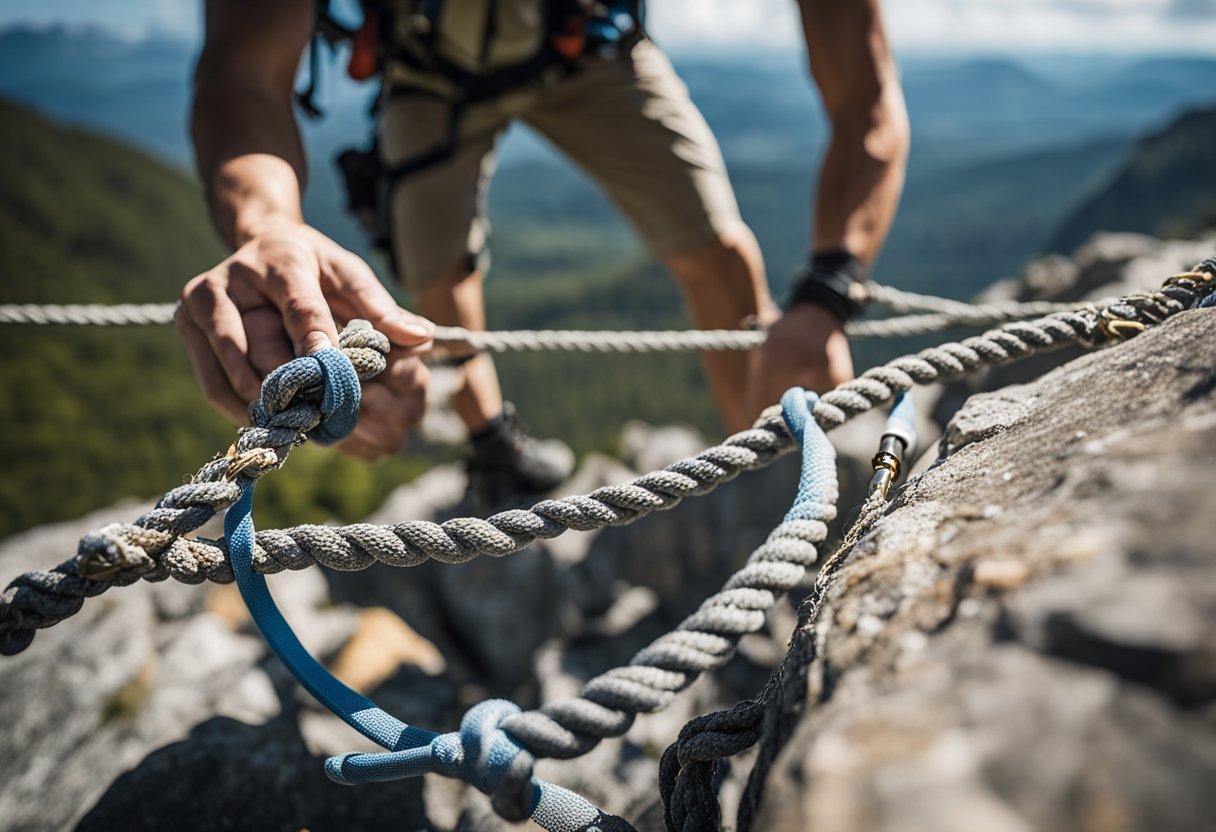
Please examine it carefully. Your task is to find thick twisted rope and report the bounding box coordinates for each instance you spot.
[0,321,390,655]
[489,389,835,769]
[1,265,1212,654]
[658,485,887,832]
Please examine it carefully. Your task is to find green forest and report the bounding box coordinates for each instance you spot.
[0,100,439,537]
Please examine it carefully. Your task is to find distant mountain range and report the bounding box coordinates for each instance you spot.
[2,24,1214,288]
[1048,104,1216,253]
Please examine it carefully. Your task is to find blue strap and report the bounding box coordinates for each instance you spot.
[308,347,363,444]
[780,388,837,524]
[224,350,622,832]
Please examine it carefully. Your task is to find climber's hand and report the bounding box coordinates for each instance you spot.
[175,222,433,456]
[748,302,854,415]
[339,345,431,461]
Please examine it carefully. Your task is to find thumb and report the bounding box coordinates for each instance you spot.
[338,260,434,349]
[373,306,435,350]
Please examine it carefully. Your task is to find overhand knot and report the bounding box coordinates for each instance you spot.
[431,699,539,822]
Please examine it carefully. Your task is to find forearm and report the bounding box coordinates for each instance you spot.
[800,0,909,265]
[812,88,907,264]
[193,74,308,249]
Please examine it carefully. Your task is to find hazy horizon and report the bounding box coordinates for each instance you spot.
[3,0,1216,57]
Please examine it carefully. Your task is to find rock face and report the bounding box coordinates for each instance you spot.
[752,307,1216,832]
[0,235,1212,832]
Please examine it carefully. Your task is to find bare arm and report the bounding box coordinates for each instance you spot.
[748,0,907,415]
[180,0,433,460]
[799,0,909,264]
[193,0,312,247]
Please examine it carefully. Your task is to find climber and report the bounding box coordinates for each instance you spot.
[177,0,907,506]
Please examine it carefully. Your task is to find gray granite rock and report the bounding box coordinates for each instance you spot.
[749,308,1216,832]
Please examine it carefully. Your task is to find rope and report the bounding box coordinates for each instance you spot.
[863,282,1091,319]
[0,302,179,326]
[0,261,1210,829]
[486,389,834,768]
[223,352,630,832]
[659,467,890,832]
[0,281,1105,347]
[1,264,1212,655]
[0,321,392,655]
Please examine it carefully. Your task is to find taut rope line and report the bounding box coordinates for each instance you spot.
[0,281,1104,346]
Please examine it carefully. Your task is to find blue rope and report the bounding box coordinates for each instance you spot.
[224,348,623,832]
[780,388,836,523]
[884,391,917,452]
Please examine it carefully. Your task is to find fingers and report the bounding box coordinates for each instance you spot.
[243,306,294,377]
[181,271,262,403]
[261,246,341,356]
[339,355,430,461]
[337,432,389,463]
[175,307,250,424]
[326,251,434,352]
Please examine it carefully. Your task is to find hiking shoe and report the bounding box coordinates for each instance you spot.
[466,403,574,511]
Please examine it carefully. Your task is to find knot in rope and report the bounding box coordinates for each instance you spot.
[251,345,363,446]
[221,347,630,831]
[322,699,537,822]
[432,700,538,820]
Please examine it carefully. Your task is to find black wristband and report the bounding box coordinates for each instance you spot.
[785,249,868,322]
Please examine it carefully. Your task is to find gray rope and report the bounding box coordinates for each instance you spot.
[0,281,1104,346]
[1,267,1211,658]
[0,321,391,655]
[659,489,886,832]
[863,282,1093,320]
[0,302,179,326]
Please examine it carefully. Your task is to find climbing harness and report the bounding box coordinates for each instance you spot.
[0,261,1212,830]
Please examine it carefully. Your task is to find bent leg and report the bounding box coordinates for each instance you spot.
[524,40,771,433]
[413,264,502,434]
[663,223,771,433]
[380,91,508,435]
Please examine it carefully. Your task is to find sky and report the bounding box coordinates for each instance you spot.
[2,0,1216,54]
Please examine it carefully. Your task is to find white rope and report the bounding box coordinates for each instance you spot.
[0,283,1104,347]
[0,303,179,326]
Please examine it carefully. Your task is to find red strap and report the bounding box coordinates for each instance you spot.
[348,11,380,81]
[551,16,586,62]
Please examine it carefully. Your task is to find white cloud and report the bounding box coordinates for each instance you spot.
[646,0,1216,54]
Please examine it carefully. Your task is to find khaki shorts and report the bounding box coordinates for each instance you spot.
[379,38,743,289]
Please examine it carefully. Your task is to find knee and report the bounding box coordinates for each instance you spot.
[412,258,483,308]
[665,223,764,292]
